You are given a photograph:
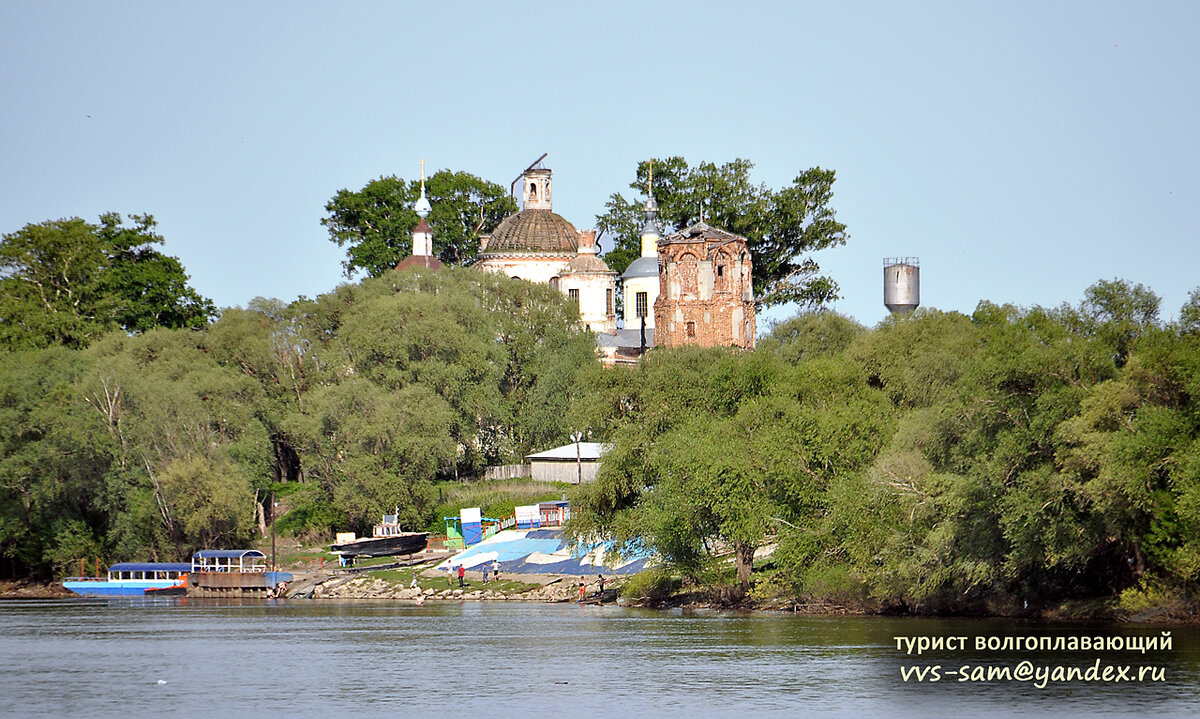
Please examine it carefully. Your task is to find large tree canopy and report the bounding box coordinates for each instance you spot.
[323,170,518,277]
[596,158,848,308]
[568,347,891,596]
[0,213,215,349]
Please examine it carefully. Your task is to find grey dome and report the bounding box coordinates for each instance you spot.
[621,255,659,280]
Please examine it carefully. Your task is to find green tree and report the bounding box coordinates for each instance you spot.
[570,348,890,596]
[94,213,215,333]
[0,213,214,349]
[323,170,517,277]
[758,310,864,364]
[596,158,848,307]
[1057,278,1162,366]
[281,379,456,532]
[0,347,112,578]
[81,329,272,553]
[1177,287,1200,335]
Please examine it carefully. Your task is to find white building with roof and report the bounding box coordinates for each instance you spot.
[525,441,609,484]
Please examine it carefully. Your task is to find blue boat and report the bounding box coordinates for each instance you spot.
[62,562,191,597]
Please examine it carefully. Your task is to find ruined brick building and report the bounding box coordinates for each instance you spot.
[654,222,756,349]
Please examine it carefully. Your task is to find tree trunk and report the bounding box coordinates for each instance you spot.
[733,540,756,597]
[256,498,268,538]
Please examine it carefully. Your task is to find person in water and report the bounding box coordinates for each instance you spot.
[577,576,586,602]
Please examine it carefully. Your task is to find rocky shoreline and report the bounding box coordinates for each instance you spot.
[308,571,619,603]
[0,580,73,599]
[6,574,1196,625]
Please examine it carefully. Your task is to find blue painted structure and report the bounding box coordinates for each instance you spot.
[62,562,190,597]
[460,508,483,546]
[436,529,652,576]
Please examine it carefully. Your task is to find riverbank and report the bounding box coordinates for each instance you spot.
[8,558,1197,625]
[0,580,72,599]
[284,563,1200,624]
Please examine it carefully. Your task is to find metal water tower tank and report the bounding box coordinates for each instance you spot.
[883,257,920,314]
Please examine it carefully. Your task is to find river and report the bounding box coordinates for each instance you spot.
[1,599,1198,718]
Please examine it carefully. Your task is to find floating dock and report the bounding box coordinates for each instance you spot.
[187,570,292,598]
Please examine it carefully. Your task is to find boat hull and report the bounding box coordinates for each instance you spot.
[330,532,429,558]
[62,580,183,597]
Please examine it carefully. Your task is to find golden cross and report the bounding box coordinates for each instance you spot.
[420,157,426,183]
[647,159,653,194]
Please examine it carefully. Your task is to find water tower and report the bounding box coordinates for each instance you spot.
[883,257,920,314]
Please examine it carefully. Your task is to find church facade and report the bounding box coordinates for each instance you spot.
[397,158,754,353]
[475,164,617,334]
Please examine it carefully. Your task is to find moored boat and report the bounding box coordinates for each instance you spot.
[331,514,429,558]
[62,563,190,597]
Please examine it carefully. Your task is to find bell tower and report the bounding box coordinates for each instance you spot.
[412,158,433,257]
[522,167,553,210]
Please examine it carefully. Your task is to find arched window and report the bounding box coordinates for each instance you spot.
[529,182,538,200]
[714,251,730,292]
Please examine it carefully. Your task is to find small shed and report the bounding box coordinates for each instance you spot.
[525,442,608,484]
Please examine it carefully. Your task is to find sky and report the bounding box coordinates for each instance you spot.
[2,1,1197,329]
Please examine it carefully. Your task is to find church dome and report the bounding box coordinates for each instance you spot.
[621,255,659,279]
[563,252,613,274]
[484,209,579,254]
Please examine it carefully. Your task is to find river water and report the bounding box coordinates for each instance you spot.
[1,598,1198,718]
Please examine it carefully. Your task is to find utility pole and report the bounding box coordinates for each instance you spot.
[270,490,277,572]
[571,432,583,484]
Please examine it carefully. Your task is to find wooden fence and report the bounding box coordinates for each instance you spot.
[483,464,531,481]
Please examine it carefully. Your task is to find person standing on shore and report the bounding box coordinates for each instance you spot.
[492,560,500,583]
[577,575,586,602]
[458,564,466,588]
[597,573,605,595]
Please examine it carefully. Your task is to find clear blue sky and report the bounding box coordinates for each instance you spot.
[3,1,1197,328]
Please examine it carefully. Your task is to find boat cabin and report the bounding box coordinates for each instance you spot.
[191,549,268,573]
[374,515,408,538]
[107,562,191,581]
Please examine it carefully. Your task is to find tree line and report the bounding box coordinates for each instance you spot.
[570,281,1200,612]
[0,263,595,578]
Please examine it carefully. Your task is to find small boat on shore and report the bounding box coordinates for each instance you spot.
[331,514,429,558]
[62,563,190,597]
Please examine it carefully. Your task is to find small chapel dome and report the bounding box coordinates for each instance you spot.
[621,255,659,280]
[413,193,432,218]
[565,252,612,274]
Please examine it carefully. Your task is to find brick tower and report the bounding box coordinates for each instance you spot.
[653,222,755,349]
